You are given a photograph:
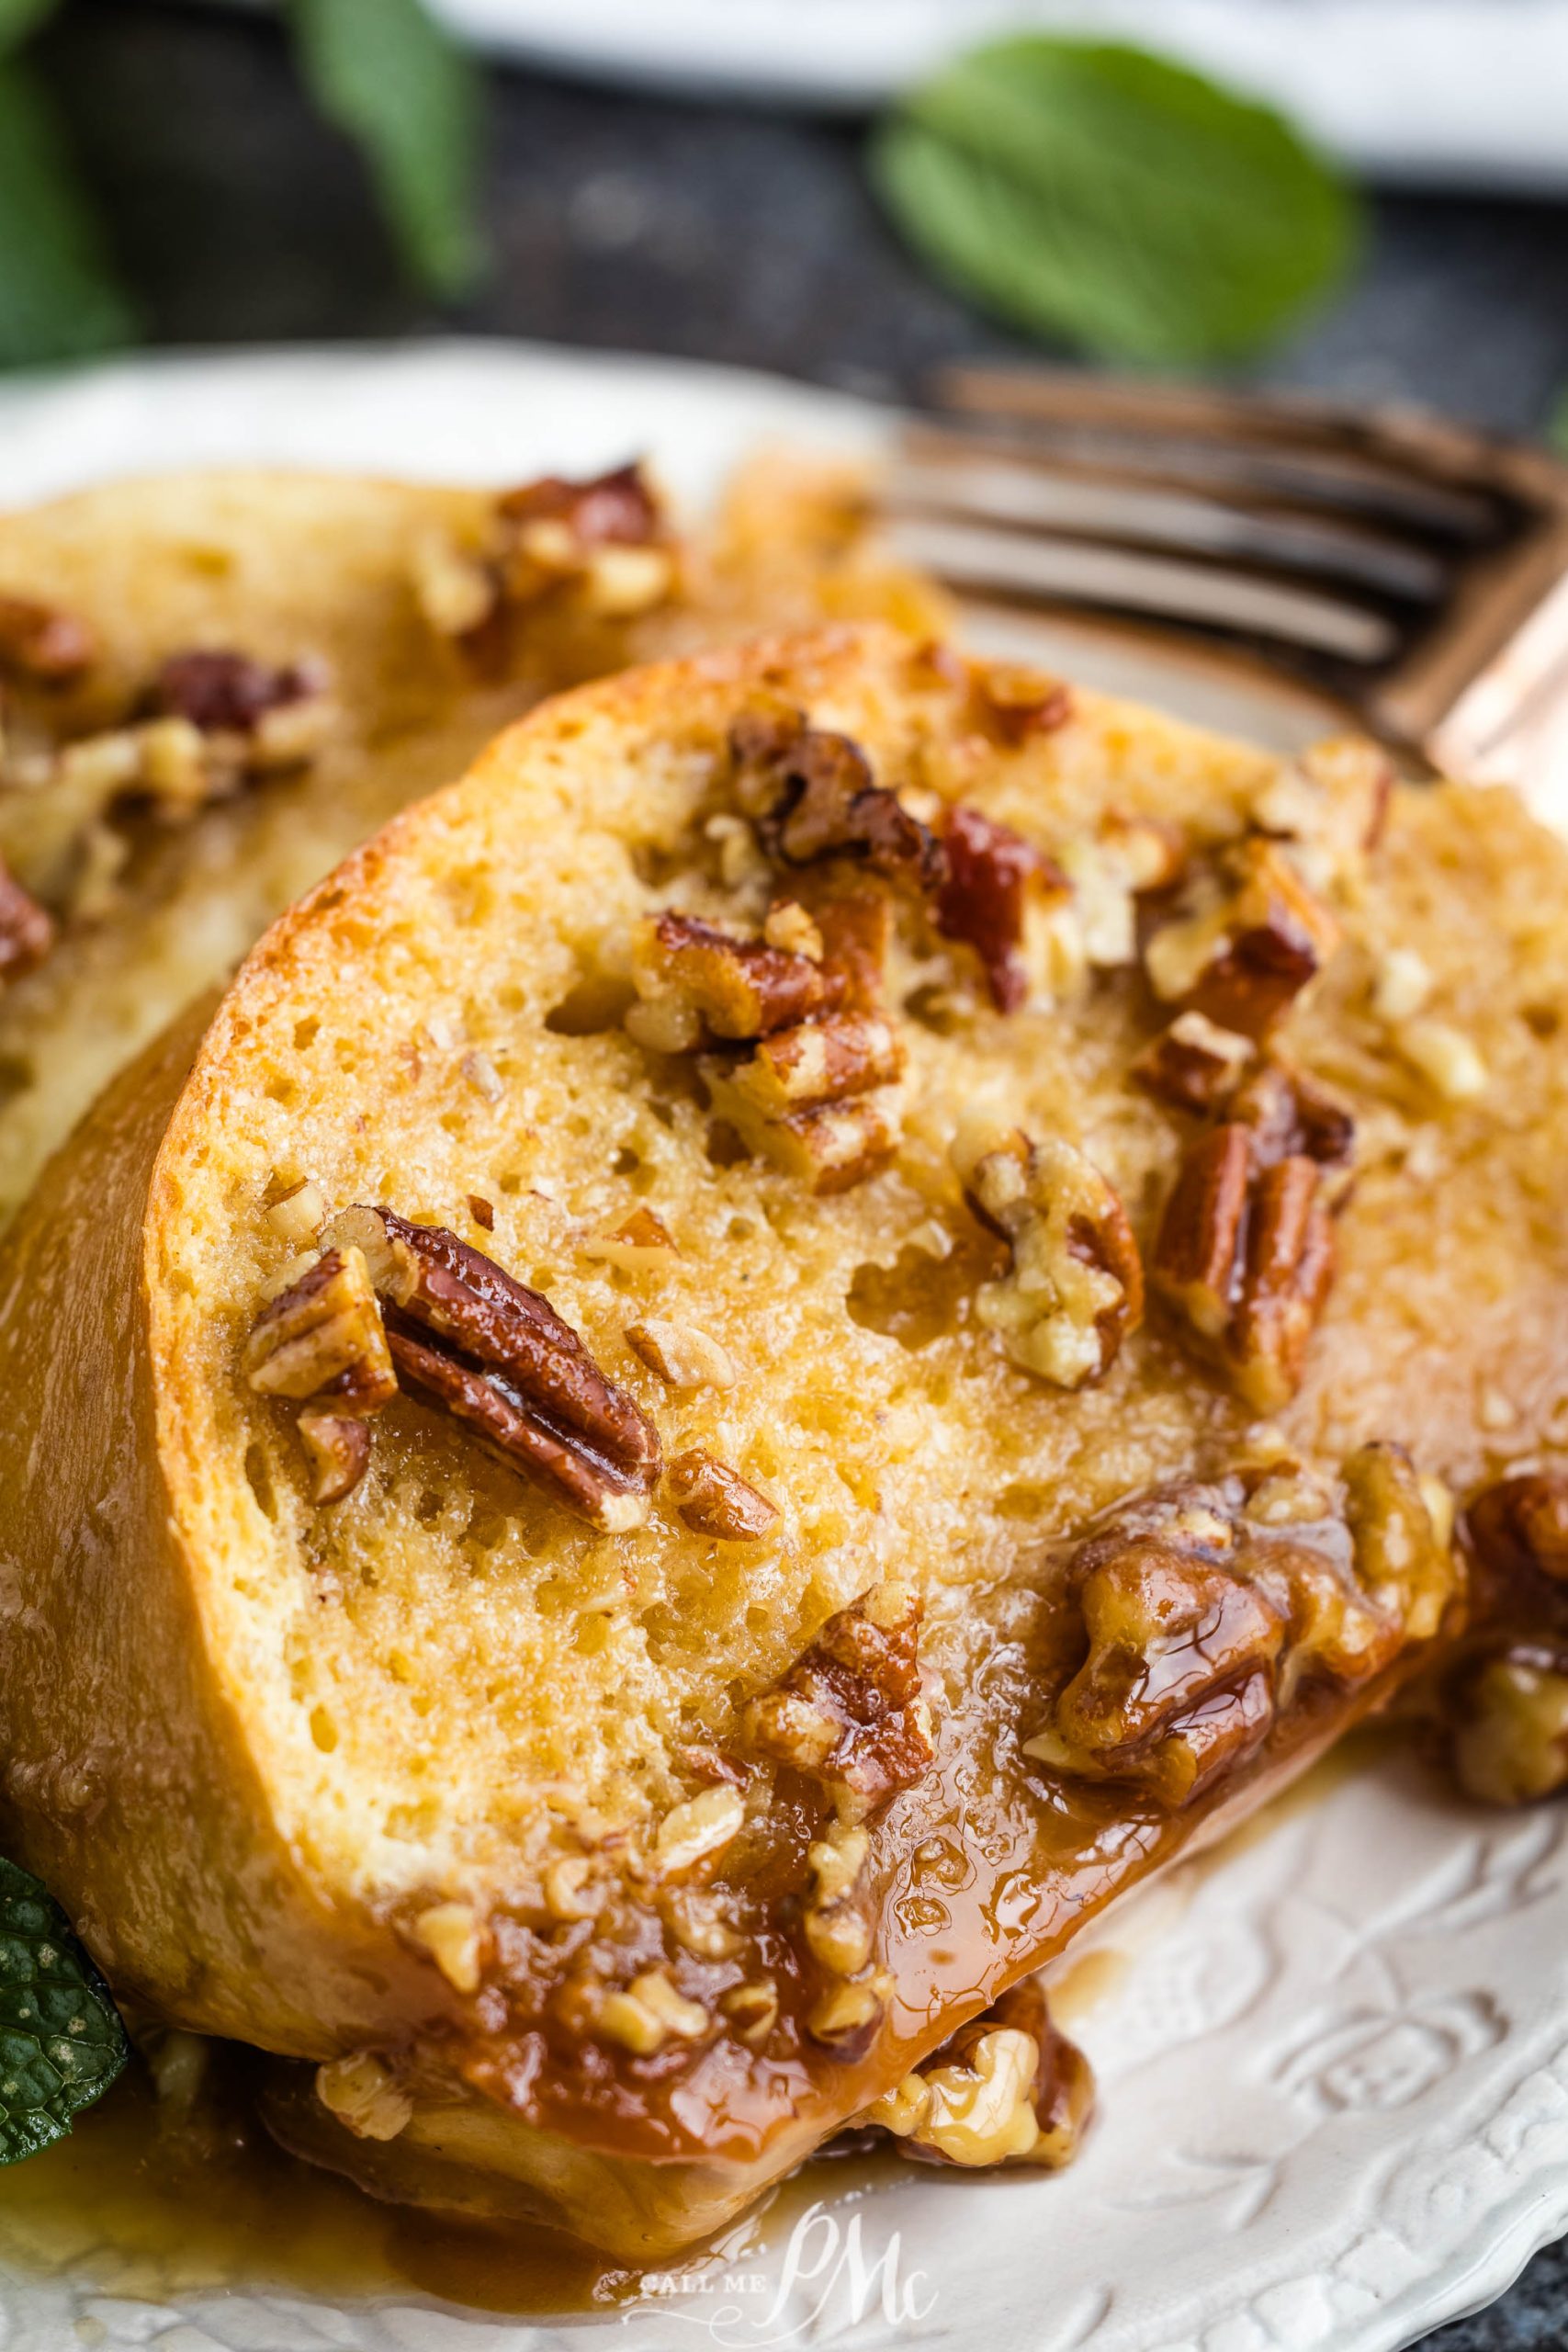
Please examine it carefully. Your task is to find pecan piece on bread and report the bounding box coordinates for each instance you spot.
[0,856,55,984]
[499,460,672,619]
[666,1449,779,1542]
[861,1975,1094,2170]
[1144,838,1340,1041]
[1133,1011,1254,1115]
[744,1581,932,1815]
[728,707,944,891]
[934,804,1070,1013]
[627,910,844,1050]
[243,1245,398,1504]
[969,662,1074,746]
[1153,1125,1334,1412]
[1026,1455,1455,1809]
[149,650,323,740]
[953,1126,1143,1390]
[325,1205,661,1532]
[1467,1470,1568,1587]
[1448,1647,1568,1805]
[0,593,96,684]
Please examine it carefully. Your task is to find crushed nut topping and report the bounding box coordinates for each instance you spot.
[1469,1471,1568,1586]
[666,1448,779,1542]
[861,1977,1093,2171]
[1253,734,1393,887]
[807,1969,894,2053]
[0,856,54,984]
[1024,1454,1454,1808]
[743,1581,932,1814]
[1134,1011,1255,1114]
[970,662,1074,745]
[803,1820,873,1978]
[729,708,944,891]
[1144,838,1341,1041]
[412,1900,485,1994]
[148,649,322,737]
[596,1969,710,2055]
[297,1409,371,1506]
[954,1125,1143,1390]
[579,1207,678,1271]
[721,1979,780,2045]
[416,463,672,652]
[654,1783,747,1875]
[628,910,845,1047]
[315,2052,412,2142]
[1448,1648,1568,1805]
[1153,1125,1335,1412]
[322,1205,661,1532]
[934,805,1069,1013]
[0,593,96,684]
[625,1317,738,1390]
[1396,1017,1488,1103]
[244,1245,398,1411]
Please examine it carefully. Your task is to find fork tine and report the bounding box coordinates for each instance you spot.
[927,373,1507,543]
[882,512,1399,664]
[890,445,1446,602]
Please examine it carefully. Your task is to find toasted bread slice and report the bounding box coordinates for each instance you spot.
[0,458,942,1226]
[2,624,1563,2256]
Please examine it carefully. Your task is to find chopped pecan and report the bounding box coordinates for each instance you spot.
[955,1127,1143,1389]
[1153,1126,1334,1411]
[498,460,662,550]
[297,1408,372,1505]
[1468,1471,1568,1587]
[243,1246,398,1411]
[627,910,844,1047]
[861,1975,1094,2170]
[743,1581,932,1812]
[149,650,321,737]
[0,856,54,983]
[1253,734,1394,882]
[1343,1441,1457,1645]
[1134,1011,1254,1114]
[625,1317,737,1390]
[1231,1058,1357,1203]
[325,1206,660,1532]
[712,1088,903,1195]
[713,1012,903,1116]
[811,888,892,1014]
[1448,1646,1568,1805]
[934,805,1069,1013]
[666,1449,778,1542]
[970,662,1074,745]
[729,708,944,891]
[1144,839,1341,1041]
[0,593,96,684]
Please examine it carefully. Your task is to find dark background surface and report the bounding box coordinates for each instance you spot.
[27,5,1568,2344]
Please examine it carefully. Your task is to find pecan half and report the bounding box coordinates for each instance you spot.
[934,805,1069,1013]
[861,1975,1094,2171]
[729,708,944,892]
[743,1581,932,1812]
[666,1449,778,1542]
[0,856,54,983]
[628,910,844,1047]
[325,1205,660,1532]
[1144,839,1340,1041]
[1153,1126,1334,1411]
[0,593,96,684]
[955,1128,1143,1389]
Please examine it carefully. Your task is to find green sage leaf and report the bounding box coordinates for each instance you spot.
[0,60,139,369]
[287,0,484,298]
[874,38,1359,365]
[0,1856,128,2164]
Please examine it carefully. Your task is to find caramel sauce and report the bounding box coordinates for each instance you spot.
[0,1727,1399,2321]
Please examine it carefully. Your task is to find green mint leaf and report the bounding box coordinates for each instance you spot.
[0,61,139,369]
[0,1856,128,2164]
[0,0,63,61]
[287,0,484,298]
[874,38,1359,365]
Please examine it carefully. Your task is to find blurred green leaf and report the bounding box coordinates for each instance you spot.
[874,38,1359,365]
[288,0,485,298]
[0,0,62,61]
[0,60,138,369]
[0,1855,128,2165]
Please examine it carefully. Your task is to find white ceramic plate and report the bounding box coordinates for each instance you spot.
[1,339,1565,2352]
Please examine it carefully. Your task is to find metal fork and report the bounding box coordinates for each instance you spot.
[881,368,1568,795]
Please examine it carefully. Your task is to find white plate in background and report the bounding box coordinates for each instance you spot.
[0,339,1565,2352]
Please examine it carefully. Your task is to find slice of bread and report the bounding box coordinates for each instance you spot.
[2,623,1562,2256]
[0,458,942,1227]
